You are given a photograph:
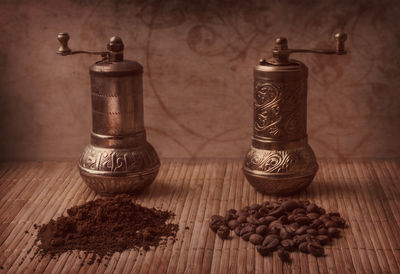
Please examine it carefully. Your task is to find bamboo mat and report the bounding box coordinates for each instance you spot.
[0,159,399,273]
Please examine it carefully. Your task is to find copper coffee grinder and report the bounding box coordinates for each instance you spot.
[243,33,347,195]
[57,33,160,196]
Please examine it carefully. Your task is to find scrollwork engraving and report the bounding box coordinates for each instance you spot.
[253,80,305,140]
[254,82,282,136]
[245,150,298,173]
[79,145,159,173]
[244,146,317,174]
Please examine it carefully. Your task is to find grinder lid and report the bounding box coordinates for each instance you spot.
[90,36,143,77]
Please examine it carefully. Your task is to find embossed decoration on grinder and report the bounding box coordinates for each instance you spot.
[243,33,348,195]
[56,33,160,196]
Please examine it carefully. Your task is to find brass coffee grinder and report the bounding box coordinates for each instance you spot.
[243,33,347,195]
[57,33,160,196]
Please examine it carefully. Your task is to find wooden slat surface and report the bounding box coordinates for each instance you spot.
[0,159,399,273]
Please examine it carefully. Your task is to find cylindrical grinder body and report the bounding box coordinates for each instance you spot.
[243,60,318,195]
[78,60,160,196]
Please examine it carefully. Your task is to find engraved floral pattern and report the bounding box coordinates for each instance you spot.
[79,145,159,173]
[246,150,298,173]
[253,80,305,140]
[244,146,318,174]
[254,82,282,136]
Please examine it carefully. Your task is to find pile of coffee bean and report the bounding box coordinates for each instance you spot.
[209,200,346,262]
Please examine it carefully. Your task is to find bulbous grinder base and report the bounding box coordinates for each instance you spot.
[243,144,318,195]
[78,142,160,196]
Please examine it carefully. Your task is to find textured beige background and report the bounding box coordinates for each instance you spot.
[0,0,399,160]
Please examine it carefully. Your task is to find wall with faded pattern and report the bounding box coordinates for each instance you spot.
[0,0,399,160]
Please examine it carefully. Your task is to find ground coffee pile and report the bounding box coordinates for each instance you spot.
[35,195,178,264]
[209,200,347,262]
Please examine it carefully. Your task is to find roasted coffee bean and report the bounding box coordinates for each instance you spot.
[209,222,220,232]
[328,227,340,238]
[234,227,241,236]
[301,200,311,207]
[237,216,247,224]
[258,217,268,225]
[209,216,225,232]
[268,207,284,217]
[265,238,280,251]
[256,245,270,256]
[241,232,252,241]
[270,226,280,235]
[319,208,326,215]
[316,235,330,245]
[325,220,339,228]
[298,234,308,242]
[306,235,320,244]
[270,201,281,208]
[217,226,230,239]
[293,235,307,247]
[295,225,309,235]
[280,239,294,251]
[211,215,224,223]
[255,225,269,236]
[248,209,257,215]
[249,234,264,245]
[305,234,320,244]
[306,228,318,236]
[306,203,319,213]
[240,224,256,235]
[292,208,306,215]
[227,219,238,230]
[224,213,237,222]
[307,213,320,220]
[277,247,291,262]
[329,212,341,217]
[253,212,262,219]
[288,214,296,222]
[318,228,328,235]
[311,219,324,229]
[227,209,236,215]
[261,201,270,207]
[280,227,291,240]
[308,243,324,257]
[294,216,311,225]
[258,207,269,216]
[260,216,276,225]
[331,216,346,228]
[262,234,280,246]
[269,220,283,230]
[292,237,301,247]
[289,222,300,230]
[246,216,260,225]
[250,203,261,211]
[278,216,289,224]
[285,224,297,234]
[299,242,309,253]
[280,200,300,212]
[319,214,331,223]
[210,216,225,228]
[237,209,249,217]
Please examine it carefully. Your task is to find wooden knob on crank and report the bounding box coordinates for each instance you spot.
[334,33,347,54]
[57,33,72,55]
